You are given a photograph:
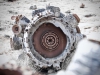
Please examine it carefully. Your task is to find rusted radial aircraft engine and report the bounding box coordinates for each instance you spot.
[10,6,83,73]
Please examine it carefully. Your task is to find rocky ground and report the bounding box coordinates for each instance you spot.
[0,0,100,75]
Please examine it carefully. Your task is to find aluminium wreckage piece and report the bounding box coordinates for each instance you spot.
[10,5,84,73]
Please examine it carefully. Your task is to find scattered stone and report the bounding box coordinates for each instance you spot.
[29,5,37,10]
[84,14,96,17]
[71,9,74,10]
[4,35,10,38]
[93,26,100,31]
[8,10,13,13]
[0,53,3,55]
[65,10,71,13]
[7,0,16,2]
[15,12,18,14]
[30,6,34,10]
[96,26,100,28]
[0,28,4,31]
[8,10,18,14]
[84,27,91,29]
[80,3,85,8]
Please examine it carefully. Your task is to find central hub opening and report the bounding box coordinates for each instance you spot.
[15,27,19,31]
[49,39,52,42]
[12,25,20,34]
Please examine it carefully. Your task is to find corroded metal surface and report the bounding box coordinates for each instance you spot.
[12,24,22,35]
[33,23,67,58]
[73,14,80,23]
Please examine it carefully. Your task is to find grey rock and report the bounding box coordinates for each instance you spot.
[30,5,37,10]
[84,14,96,17]
[4,35,10,38]
[0,28,4,31]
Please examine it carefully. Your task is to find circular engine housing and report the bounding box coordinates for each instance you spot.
[11,6,84,73]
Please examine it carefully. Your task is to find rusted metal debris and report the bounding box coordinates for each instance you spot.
[80,3,85,8]
[0,69,22,75]
[10,5,84,73]
[33,23,67,58]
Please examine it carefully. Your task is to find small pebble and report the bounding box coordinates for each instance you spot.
[80,3,85,8]
[4,35,10,38]
[65,10,71,13]
[0,28,4,31]
[8,10,18,14]
[30,5,37,10]
[84,14,96,17]
[7,0,16,2]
